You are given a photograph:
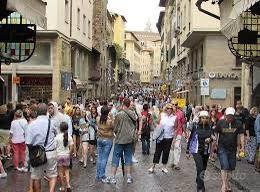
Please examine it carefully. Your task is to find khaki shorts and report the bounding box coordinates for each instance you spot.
[31,150,57,180]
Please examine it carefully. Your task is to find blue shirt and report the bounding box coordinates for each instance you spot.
[26,115,57,151]
[255,114,260,144]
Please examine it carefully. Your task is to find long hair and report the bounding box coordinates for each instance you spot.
[60,122,68,147]
[100,106,110,124]
[91,106,98,119]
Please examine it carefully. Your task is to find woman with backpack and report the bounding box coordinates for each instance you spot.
[186,111,215,192]
[55,122,74,192]
[139,103,153,155]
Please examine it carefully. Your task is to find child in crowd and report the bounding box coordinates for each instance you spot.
[55,122,74,192]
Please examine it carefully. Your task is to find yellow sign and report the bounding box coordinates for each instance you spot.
[173,98,186,109]
[161,84,167,91]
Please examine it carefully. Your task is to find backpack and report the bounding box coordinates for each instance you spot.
[141,113,151,135]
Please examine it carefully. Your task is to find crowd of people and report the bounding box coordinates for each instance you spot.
[0,93,260,192]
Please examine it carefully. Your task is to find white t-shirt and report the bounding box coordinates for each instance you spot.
[55,133,74,156]
[10,118,28,144]
[160,113,177,139]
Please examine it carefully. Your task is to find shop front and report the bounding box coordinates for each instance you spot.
[18,75,52,103]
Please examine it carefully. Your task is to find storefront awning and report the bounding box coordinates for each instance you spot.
[220,0,260,39]
[6,0,47,29]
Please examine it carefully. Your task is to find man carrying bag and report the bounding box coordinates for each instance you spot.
[26,103,58,192]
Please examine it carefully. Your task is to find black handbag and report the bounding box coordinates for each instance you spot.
[29,118,51,168]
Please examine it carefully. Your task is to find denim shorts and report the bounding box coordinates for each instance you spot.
[112,143,133,167]
[218,147,236,171]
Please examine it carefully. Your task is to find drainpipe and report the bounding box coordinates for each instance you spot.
[195,0,220,20]
[70,0,73,37]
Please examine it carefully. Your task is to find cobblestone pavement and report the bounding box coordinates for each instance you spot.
[0,141,243,192]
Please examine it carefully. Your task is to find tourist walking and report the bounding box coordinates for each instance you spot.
[186,111,215,192]
[72,106,82,157]
[169,100,186,170]
[215,107,245,192]
[55,122,74,192]
[149,103,177,174]
[96,106,114,183]
[254,108,260,172]
[139,103,153,155]
[85,106,98,164]
[109,98,137,184]
[245,107,258,164]
[9,110,28,171]
[79,116,89,168]
[26,103,58,192]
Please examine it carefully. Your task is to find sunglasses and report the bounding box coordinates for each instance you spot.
[201,117,209,119]
[172,104,178,106]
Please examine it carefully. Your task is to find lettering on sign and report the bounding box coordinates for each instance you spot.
[208,72,240,79]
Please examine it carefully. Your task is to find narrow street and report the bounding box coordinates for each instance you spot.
[0,142,242,192]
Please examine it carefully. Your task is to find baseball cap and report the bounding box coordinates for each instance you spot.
[225,107,235,116]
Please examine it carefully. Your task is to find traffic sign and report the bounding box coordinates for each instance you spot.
[200,78,209,87]
[200,78,209,96]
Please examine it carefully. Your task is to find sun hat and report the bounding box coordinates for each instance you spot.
[199,110,209,117]
[225,107,236,116]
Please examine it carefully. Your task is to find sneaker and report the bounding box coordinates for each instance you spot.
[132,156,138,163]
[17,167,23,172]
[0,172,7,178]
[101,177,110,184]
[21,167,28,172]
[148,167,155,173]
[127,176,133,184]
[66,187,72,192]
[109,176,117,184]
[90,157,94,162]
[162,168,168,173]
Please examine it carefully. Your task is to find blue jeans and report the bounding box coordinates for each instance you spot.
[96,139,113,180]
[112,143,133,167]
[218,147,236,171]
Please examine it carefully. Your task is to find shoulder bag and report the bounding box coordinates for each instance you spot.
[28,118,51,168]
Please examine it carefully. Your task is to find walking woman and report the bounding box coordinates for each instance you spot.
[55,122,74,192]
[9,110,28,172]
[96,106,114,183]
[72,106,82,157]
[186,111,215,192]
[79,117,89,168]
[148,103,177,173]
[85,106,98,164]
[245,107,258,164]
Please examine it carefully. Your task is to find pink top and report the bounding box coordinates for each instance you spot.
[175,109,186,136]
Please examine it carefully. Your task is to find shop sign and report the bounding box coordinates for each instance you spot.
[211,89,227,99]
[208,72,240,79]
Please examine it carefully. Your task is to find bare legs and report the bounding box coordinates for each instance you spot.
[221,170,232,192]
[58,166,71,191]
[81,142,88,167]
